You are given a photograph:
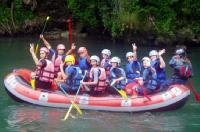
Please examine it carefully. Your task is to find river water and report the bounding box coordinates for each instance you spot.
[1,36,200,132]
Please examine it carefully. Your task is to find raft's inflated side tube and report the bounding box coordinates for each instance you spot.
[4,69,190,112]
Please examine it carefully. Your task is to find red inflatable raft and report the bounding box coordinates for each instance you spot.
[4,69,190,112]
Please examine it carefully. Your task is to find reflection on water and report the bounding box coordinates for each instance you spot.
[1,37,200,132]
[4,104,193,132]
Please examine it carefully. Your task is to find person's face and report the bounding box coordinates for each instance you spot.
[150,55,157,61]
[57,49,65,55]
[66,61,73,66]
[40,51,47,59]
[79,51,87,58]
[91,60,97,67]
[111,62,118,68]
[175,54,181,59]
[127,56,134,62]
[102,53,108,59]
[142,60,150,68]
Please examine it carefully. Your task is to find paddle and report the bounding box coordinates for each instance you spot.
[58,83,83,115]
[110,81,128,99]
[134,80,151,101]
[30,79,35,90]
[188,81,200,102]
[35,16,50,54]
[62,72,87,120]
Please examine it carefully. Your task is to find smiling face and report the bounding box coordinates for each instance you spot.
[102,53,108,59]
[142,59,151,68]
[91,60,97,67]
[127,56,134,62]
[111,62,118,68]
[66,61,73,66]
[40,51,47,59]
[78,51,87,58]
[57,49,65,55]
[150,55,157,61]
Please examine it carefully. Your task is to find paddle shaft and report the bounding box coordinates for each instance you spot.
[188,81,200,101]
[110,83,128,99]
[35,18,49,54]
[63,72,87,120]
[135,80,151,101]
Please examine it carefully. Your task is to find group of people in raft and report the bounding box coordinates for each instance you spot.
[29,34,193,96]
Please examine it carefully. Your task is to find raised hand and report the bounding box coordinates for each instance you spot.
[71,43,76,50]
[39,34,44,40]
[132,43,137,51]
[158,49,166,56]
[30,43,35,53]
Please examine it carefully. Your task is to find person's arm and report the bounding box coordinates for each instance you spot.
[114,69,125,82]
[82,68,98,85]
[142,69,147,83]
[158,49,166,68]
[169,56,178,67]
[150,67,157,80]
[66,43,76,55]
[115,76,125,82]
[132,43,137,60]
[133,61,141,74]
[40,34,52,49]
[29,43,39,65]
[60,63,67,80]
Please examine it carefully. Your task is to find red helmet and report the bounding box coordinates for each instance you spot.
[40,47,49,54]
[78,47,87,53]
[57,44,66,50]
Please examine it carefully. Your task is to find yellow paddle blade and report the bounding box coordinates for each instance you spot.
[63,105,73,120]
[118,89,128,99]
[35,44,39,54]
[70,100,82,115]
[46,16,50,21]
[30,79,35,90]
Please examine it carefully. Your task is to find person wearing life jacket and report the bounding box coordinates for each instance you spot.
[40,35,75,76]
[149,49,166,86]
[109,57,127,91]
[160,48,193,91]
[135,57,158,95]
[30,44,54,89]
[81,55,107,95]
[125,43,141,84]
[55,55,83,94]
[100,49,112,77]
[77,47,91,75]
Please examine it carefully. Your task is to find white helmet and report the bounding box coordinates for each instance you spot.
[101,49,111,56]
[126,52,134,58]
[110,57,121,64]
[142,57,151,62]
[90,55,100,63]
[149,50,158,56]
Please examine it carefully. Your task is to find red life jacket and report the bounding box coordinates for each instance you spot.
[179,65,192,78]
[52,55,63,74]
[35,59,55,83]
[89,67,107,92]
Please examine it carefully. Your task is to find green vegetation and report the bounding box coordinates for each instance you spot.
[0,0,33,35]
[1,0,200,42]
[67,0,200,40]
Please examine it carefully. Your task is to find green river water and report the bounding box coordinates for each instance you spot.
[1,36,200,132]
